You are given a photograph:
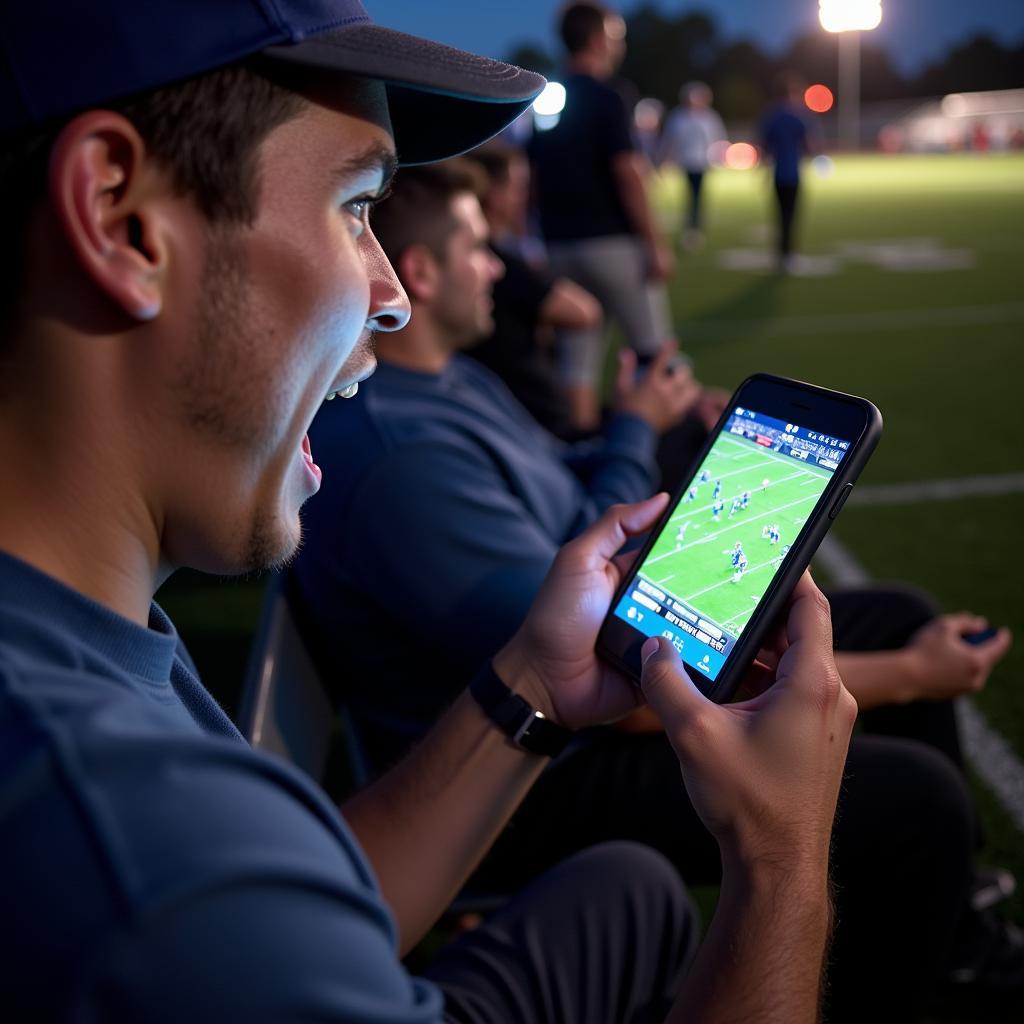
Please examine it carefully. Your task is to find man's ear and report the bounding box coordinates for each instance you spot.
[397,243,440,304]
[48,111,172,322]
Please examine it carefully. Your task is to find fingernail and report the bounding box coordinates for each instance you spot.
[641,637,659,665]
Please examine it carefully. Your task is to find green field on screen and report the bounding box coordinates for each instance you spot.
[640,431,831,636]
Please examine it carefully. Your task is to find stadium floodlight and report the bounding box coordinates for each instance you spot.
[533,80,567,131]
[819,1,882,151]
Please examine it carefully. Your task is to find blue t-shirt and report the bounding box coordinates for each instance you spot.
[0,551,441,1021]
[528,73,637,242]
[760,104,808,185]
[292,356,657,769]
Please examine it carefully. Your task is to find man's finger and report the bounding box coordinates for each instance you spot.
[616,348,638,395]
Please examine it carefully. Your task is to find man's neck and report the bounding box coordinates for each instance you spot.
[567,52,608,79]
[0,355,161,628]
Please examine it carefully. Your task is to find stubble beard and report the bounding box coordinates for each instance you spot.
[179,228,297,575]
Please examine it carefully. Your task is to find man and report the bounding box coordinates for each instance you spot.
[0,2,859,1021]
[294,153,1019,1018]
[529,1,677,432]
[657,80,727,248]
[761,73,815,272]
[464,142,603,440]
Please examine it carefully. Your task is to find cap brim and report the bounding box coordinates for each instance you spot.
[262,24,544,165]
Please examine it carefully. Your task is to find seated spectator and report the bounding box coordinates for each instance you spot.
[292,160,1018,1018]
[463,145,602,440]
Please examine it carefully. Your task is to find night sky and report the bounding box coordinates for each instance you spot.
[364,1,1024,75]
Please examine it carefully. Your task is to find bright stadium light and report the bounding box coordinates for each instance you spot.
[819,0,881,33]
[533,81,566,116]
[819,1,882,151]
[533,81,567,131]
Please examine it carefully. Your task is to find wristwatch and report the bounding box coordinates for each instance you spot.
[469,662,573,758]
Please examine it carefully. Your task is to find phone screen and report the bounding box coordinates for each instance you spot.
[611,404,853,683]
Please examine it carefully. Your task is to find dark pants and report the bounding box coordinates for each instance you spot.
[427,842,698,1024]
[465,586,975,1023]
[685,170,705,230]
[774,179,800,258]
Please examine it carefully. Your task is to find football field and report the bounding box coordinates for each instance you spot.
[640,433,831,636]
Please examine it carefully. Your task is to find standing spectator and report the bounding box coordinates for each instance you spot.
[658,81,726,248]
[760,73,814,272]
[529,1,675,433]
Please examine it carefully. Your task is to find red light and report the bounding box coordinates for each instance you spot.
[804,84,834,114]
[724,142,758,170]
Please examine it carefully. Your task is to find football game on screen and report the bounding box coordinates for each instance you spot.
[612,405,852,682]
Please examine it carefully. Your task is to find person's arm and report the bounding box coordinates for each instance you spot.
[611,149,674,281]
[343,497,667,953]
[341,442,561,670]
[536,277,602,334]
[836,612,1012,709]
[641,576,856,1022]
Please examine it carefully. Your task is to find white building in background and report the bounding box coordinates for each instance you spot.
[875,88,1024,152]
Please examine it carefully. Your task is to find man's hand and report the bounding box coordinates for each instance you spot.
[647,237,675,282]
[641,574,857,867]
[493,494,670,731]
[901,613,1012,702]
[614,342,701,434]
[694,386,730,431]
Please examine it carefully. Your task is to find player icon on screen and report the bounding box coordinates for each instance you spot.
[712,498,724,521]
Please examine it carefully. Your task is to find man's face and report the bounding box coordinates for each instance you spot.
[431,192,504,350]
[156,83,409,575]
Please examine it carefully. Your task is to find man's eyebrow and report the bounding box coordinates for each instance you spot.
[333,142,398,193]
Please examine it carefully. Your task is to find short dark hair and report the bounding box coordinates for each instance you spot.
[0,62,304,335]
[560,2,611,55]
[371,158,486,281]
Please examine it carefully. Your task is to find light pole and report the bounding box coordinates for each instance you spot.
[819,1,882,151]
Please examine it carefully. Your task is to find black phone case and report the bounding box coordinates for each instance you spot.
[597,373,883,703]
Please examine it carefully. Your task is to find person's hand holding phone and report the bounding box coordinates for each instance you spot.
[492,494,671,731]
[639,574,857,865]
[901,613,1012,702]
[614,341,701,434]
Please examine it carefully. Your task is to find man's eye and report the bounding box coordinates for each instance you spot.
[344,197,373,220]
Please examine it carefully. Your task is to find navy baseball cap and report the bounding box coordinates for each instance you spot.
[0,0,545,164]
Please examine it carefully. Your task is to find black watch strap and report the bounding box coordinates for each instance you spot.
[469,662,573,758]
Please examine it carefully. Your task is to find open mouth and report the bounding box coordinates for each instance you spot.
[301,432,321,485]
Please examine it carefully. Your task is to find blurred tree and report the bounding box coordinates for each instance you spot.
[619,6,719,106]
[914,34,1024,96]
[503,12,1024,112]
[506,41,556,78]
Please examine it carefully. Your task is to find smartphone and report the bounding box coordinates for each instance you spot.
[963,627,999,646]
[598,373,882,703]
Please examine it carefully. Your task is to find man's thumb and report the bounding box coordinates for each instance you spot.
[639,636,705,724]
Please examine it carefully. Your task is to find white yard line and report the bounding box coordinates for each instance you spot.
[850,472,1024,507]
[650,492,818,566]
[815,534,1024,833]
[686,301,1024,341]
[670,468,810,523]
